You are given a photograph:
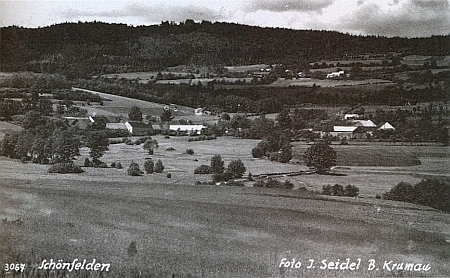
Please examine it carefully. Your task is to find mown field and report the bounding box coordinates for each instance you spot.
[70,88,219,124]
[1,155,449,277]
[1,131,449,277]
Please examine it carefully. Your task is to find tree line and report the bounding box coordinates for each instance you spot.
[2,21,449,76]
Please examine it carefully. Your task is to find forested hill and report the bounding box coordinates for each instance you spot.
[1,20,449,77]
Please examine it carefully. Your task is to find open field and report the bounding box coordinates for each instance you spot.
[1,134,449,277]
[224,64,271,72]
[70,88,219,124]
[1,153,449,277]
[269,78,394,88]
[0,121,23,141]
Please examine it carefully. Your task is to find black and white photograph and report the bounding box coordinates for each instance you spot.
[0,0,449,277]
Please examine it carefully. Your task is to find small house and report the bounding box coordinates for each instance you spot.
[169,124,206,135]
[378,122,395,131]
[328,126,358,139]
[125,121,153,136]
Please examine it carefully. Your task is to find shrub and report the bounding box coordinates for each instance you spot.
[186,148,194,155]
[213,170,233,183]
[227,159,246,179]
[94,162,108,168]
[283,180,295,190]
[332,184,345,196]
[116,162,123,169]
[248,172,253,181]
[127,161,142,176]
[165,146,176,151]
[210,154,224,174]
[322,185,332,195]
[253,180,266,188]
[383,182,415,202]
[164,135,170,139]
[84,158,93,167]
[111,162,116,168]
[252,147,264,158]
[344,185,359,197]
[253,178,293,189]
[224,180,244,186]
[154,159,164,173]
[48,162,84,174]
[144,159,154,174]
[167,173,172,178]
[383,179,450,212]
[194,165,212,174]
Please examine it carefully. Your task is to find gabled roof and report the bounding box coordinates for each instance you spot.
[353,120,376,128]
[378,122,395,130]
[106,123,127,130]
[333,126,358,132]
[126,121,152,129]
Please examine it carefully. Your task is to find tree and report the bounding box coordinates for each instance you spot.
[154,159,164,173]
[144,159,154,174]
[127,161,142,176]
[143,138,159,155]
[49,128,81,163]
[22,110,44,130]
[128,106,143,121]
[276,108,292,130]
[85,130,109,162]
[160,107,173,122]
[210,154,225,174]
[227,159,246,179]
[303,141,337,173]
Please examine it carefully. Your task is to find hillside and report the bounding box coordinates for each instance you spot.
[1,21,449,76]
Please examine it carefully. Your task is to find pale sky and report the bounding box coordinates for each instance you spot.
[1,0,449,37]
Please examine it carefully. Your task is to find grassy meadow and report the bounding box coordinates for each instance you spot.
[1,135,449,277]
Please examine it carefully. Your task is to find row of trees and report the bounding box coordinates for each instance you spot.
[0,110,110,165]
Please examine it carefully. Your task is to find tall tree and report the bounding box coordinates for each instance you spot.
[128,106,143,121]
[85,130,109,162]
[304,141,337,174]
[210,154,224,174]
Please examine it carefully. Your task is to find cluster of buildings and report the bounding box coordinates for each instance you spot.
[321,114,395,140]
[65,115,206,136]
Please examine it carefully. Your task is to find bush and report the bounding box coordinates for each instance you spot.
[344,185,359,197]
[253,178,294,189]
[223,180,244,186]
[144,159,154,174]
[383,181,415,202]
[154,159,164,173]
[227,159,246,179]
[48,162,84,174]
[94,162,108,168]
[186,148,194,155]
[383,179,450,212]
[167,173,172,178]
[116,162,123,169]
[165,146,176,151]
[322,185,332,195]
[332,184,345,196]
[127,161,142,176]
[213,170,233,183]
[252,147,264,158]
[84,158,93,167]
[323,184,359,197]
[210,154,224,174]
[111,162,116,168]
[283,180,295,190]
[194,165,212,174]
